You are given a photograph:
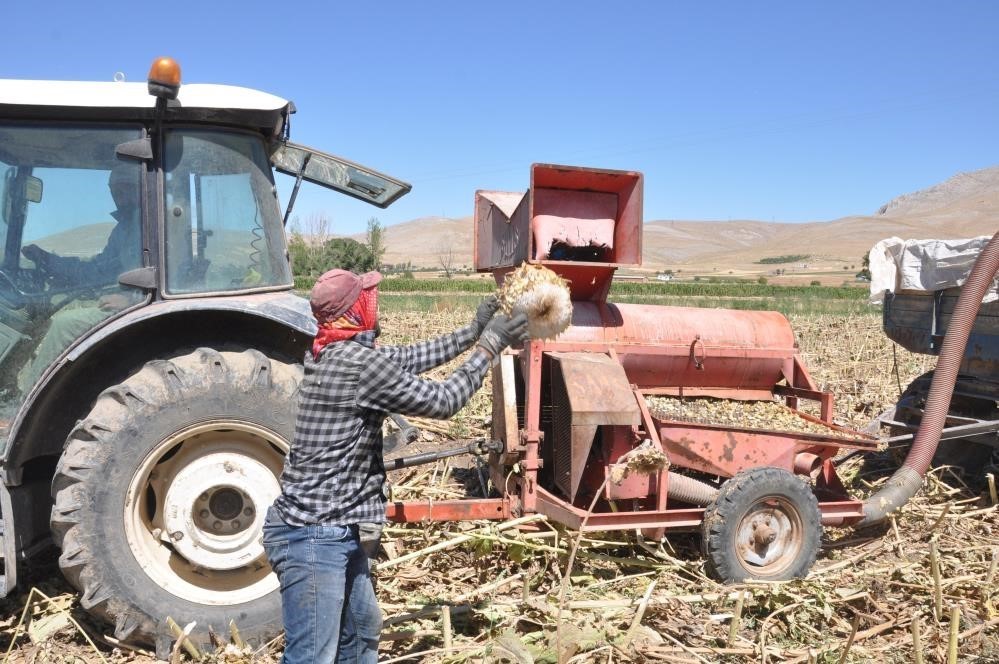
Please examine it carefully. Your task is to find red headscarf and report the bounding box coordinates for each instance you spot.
[311,287,379,359]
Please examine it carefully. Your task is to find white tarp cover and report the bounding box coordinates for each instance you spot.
[869,236,997,304]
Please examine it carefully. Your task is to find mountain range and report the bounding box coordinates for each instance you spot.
[376,165,999,280]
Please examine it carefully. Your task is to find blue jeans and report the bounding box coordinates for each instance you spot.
[263,507,381,664]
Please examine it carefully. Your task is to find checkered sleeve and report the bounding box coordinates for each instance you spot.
[358,345,491,418]
[379,322,479,374]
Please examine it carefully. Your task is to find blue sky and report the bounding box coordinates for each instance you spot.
[4,1,998,234]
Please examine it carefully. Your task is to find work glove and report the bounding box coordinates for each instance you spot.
[471,294,500,336]
[476,312,529,359]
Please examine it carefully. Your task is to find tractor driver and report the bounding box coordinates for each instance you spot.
[263,268,528,664]
[16,160,143,392]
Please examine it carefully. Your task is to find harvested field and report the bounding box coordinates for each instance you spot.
[2,310,997,663]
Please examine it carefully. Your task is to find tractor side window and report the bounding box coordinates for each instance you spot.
[0,124,144,418]
[163,130,291,295]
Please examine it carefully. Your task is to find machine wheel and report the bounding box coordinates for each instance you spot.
[702,467,822,582]
[50,348,301,651]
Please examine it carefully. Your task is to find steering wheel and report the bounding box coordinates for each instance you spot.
[0,268,33,309]
[0,264,90,317]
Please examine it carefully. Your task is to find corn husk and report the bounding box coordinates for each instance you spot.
[497,263,572,340]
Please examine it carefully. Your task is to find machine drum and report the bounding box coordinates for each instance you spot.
[701,467,822,582]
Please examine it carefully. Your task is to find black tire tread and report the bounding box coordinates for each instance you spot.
[49,347,301,645]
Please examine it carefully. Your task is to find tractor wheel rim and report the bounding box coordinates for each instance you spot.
[734,496,803,576]
[124,421,288,605]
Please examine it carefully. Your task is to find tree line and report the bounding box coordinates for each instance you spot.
[287,214,387,277]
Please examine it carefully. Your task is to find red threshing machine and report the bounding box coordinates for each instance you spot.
[386,164,878,582]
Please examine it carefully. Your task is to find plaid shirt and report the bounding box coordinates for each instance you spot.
[272,324,490,527]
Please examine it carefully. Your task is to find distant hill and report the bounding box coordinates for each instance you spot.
[374,166,999,279]
[877,166,999,218]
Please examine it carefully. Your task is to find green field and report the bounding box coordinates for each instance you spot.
[296,277,875,316]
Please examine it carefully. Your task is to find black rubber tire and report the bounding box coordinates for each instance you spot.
[50,347,301,651]
[702,467,822,583]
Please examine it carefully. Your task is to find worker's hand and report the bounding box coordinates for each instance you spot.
[471,294,500,336]
[21,244,52,271]
[476,312,529,359]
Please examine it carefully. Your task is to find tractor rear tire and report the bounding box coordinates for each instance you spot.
[702,467,821,582]
[50,348,301,652]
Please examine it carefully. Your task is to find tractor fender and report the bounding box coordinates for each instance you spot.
[4,291,316,476]
[0,291,315,600]
[68,291,317,362]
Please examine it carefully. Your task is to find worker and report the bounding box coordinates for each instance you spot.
[17,160,143,392]
[263,268,528,664]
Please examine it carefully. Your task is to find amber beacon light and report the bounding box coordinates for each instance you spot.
[147,57,182,100]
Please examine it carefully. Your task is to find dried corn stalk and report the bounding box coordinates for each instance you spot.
[497,263,572,340]
[609,440,669,484]
[646,396,849,437]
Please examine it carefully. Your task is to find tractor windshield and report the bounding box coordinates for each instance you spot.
[0,124,145,418]
[162,129,291,295]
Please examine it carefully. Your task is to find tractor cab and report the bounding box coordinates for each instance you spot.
[0,58,408,434]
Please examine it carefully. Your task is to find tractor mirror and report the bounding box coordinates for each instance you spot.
[115,138,153,162]
[23,176,42,204]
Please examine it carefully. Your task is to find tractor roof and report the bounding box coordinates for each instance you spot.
[0,79,292,135]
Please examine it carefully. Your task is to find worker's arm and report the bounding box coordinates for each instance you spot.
[23,216,135,285]
[357,346,491,419]
[379,296,499,374]
[360,312,525,419]
[378,324,478,375]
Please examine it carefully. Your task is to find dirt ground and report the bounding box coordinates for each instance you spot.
[2,311,997,663]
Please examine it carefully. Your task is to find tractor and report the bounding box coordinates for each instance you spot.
[0,58,408,653]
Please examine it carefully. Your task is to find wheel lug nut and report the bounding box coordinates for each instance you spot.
[233,520,241,530]
[200,509,210,519]
[244,507,254,517]
[213,521,222,531]
[170,531,184,541]
[199,492,209,502]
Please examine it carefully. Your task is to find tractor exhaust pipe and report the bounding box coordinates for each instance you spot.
[859,230,999,526]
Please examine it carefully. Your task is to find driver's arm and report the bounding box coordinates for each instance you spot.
[22,223,129,286]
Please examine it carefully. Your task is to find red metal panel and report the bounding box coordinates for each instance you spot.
[519,342,545,513]
[385,499,511,523]
[603,428,656,500]
[473,190,529,271]
[658,416,877,478]
[536,487,704,531]
[659,425,798,477]
[530,163,643,267]
[552,302,798,393]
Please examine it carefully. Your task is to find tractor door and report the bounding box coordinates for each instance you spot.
[0,124,147,412]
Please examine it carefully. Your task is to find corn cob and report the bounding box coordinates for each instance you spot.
[497,263,572,340]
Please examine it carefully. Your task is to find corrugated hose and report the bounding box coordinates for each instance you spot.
[859,230,999,526]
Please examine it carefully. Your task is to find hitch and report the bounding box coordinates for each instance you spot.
[383,414,421,453]
[386,439,503,471]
